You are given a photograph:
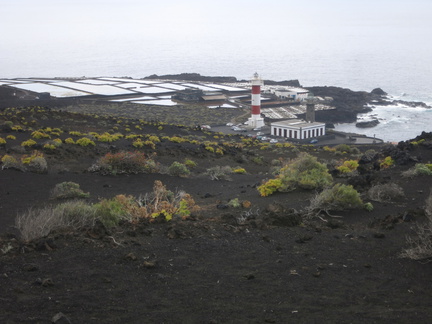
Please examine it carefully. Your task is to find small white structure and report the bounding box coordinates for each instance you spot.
[271,119,325,140]
[273,88,309,102]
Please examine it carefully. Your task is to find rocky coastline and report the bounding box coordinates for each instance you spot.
[0,73,429,125]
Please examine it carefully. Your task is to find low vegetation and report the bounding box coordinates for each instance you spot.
[15,180,199,240]
[306,183,364,219]
[258,152,332,196]
[401,190,432,261]
[89,151,159,175]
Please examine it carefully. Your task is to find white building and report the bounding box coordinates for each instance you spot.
[272,88,309,102]
[271,119,325,140]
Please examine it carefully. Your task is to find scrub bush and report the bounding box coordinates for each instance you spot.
[307,183,363,217]
[21,139,37,147]
[232,167,247,174]
[205,165,233,181]
[76,137,96,147]
[401,190,432,260]
[16,201,96,241]
[368,183,405,202]
[50,182,90,199]
[402,163,432,178]
[379,156,394,169]
[258,179,283,197]
[168,161,190,177]
[1,155,21,170]
[90,151,159,175]
[259,153,332,196]
[184,159,197,168]
[337,160,359,174]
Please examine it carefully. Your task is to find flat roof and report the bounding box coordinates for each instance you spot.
[272,119,325,128]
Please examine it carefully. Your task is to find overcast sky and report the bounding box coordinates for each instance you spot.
[1,0,431,83]
[2,0,431,42]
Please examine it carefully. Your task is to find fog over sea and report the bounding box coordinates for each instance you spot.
[1,0,432,142]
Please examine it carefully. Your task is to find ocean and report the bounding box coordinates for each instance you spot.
[1,0,432,142]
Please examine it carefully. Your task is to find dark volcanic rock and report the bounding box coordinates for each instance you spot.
[144,73,237,83]
[356,119,380,128]
[371,88,387,96]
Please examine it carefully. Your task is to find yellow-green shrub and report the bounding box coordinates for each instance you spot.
[258,178,283,197]
[31,131,50,139]
[233,167,247,174]
[337,160,359,173]
[380,156,394,169]
[21,139,37,147]
[76,137,96,147]
[64,137,75,144]
[184,159,197,168]
[132,138,144,148]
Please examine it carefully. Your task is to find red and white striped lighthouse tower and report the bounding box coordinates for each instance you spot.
[247,72,265,128]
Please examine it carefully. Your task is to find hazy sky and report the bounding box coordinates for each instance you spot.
[2,0,431,42]
[1,0,431,84]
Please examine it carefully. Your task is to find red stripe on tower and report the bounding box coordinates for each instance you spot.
[251,105,260,115]
[252,85,261,95]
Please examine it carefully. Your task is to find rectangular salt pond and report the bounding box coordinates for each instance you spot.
[98,77,161,85]
[115,82,152,89]
[133,86,175,94]
[180,83,220,91]
[8,83,89,97]
[133,99,178,106]
[206,84,247,91]
[110,96,156,102]
[76,79,120,85]
[208,103,238,108]
[156,83,190,91]
[52,81,136,96]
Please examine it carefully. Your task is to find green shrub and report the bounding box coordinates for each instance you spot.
[335,144,352,154]
[380,156,394,169]
[364,202,374,212]
[0,137,6,145]
[228,198,241,208]
[50,182,90,199]
[278,153,332,192]
[184,159,197,168]
[168,161,190,177]
[308,183,363,216]
[402,163,432,178]
[94,197,128,228]
[257,153,332,196]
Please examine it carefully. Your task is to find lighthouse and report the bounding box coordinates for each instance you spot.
[247,72,265,128]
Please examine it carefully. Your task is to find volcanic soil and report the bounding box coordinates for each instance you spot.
[1,107,432,323]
